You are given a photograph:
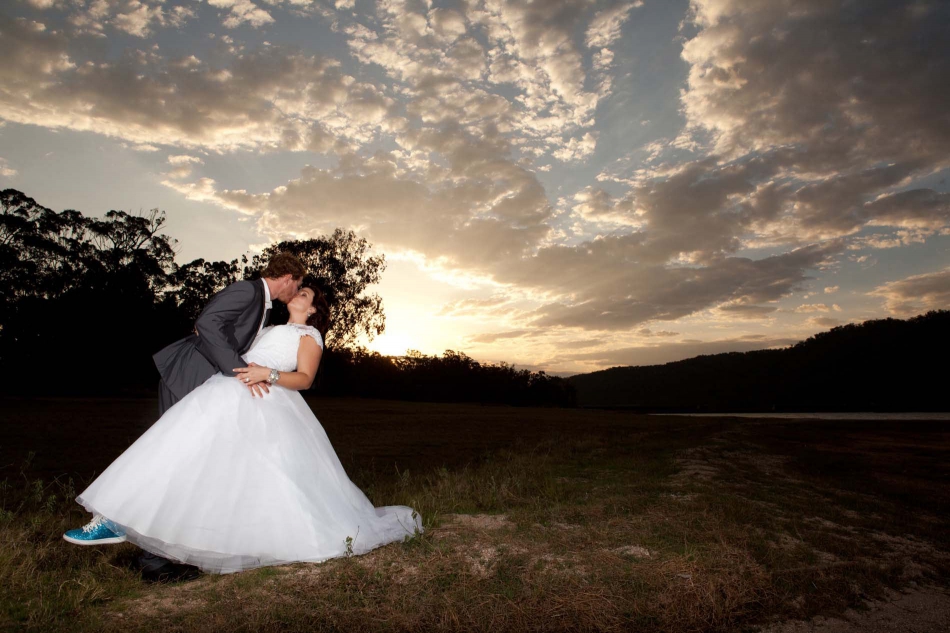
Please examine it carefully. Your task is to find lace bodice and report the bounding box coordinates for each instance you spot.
[241,324,324,372]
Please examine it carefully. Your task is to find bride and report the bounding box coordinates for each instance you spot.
[64,285,422,574]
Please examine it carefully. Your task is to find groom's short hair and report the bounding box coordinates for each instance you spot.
[261,253,307,280]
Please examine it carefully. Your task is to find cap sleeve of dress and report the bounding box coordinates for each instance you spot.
[302,325,324,349]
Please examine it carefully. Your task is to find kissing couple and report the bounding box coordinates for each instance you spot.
[63,252,423,576]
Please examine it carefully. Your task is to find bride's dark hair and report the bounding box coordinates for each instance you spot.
[304,285,331,341]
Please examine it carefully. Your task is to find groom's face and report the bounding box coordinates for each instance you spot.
[276,275,302,303]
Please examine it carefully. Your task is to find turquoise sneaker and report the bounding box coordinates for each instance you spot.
[63,514,127,545]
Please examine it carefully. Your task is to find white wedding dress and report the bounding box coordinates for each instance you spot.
[76,323,422,574]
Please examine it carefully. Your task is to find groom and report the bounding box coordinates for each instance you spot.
[154,252,307,413]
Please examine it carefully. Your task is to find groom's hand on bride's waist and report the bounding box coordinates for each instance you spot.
[247,383,269,397]
[234,362,272,397]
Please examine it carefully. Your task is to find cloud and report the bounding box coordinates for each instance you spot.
[571,186,640,226]
[168,154,204,165]
[0,17,76,82]
[0,20,387,151]
[552,131,598,162]
[113,1,174,37]
[585,1,641,49]
[207,0,275,29]
[869,267,950,315]
[863,189,950,231]
[429,7,468,42]
[807,316,842,328]
[667,0,950,245]
[175,130,847,331]
[715,304,778,320]
[682,0,950,167]
[68,0,196,38]
[824,286,839,294]
[160,119,855,338]
[558,338,603,349]
[512,240,844,330]
[468,329,537,344]
[472,0,597,119]
[340,0,610,164]
[636,328,679,337]
[438,296,514,317]
[164,147,553,274]
[165,154,205,179]
[794,303,832,313]
[794,303,842,313]
[0,157,17,177]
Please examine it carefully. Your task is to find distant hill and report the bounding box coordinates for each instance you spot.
[567,310,950,412]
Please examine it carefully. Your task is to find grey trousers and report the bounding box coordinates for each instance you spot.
[158,379,181,418]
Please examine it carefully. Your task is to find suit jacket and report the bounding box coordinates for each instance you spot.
[153,279,269,401]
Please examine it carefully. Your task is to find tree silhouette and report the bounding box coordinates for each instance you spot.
[0,190,178,391]
[242,231,386,349]
[568,310,950,412]
[315,347,576,406]
[1,189,92,306]
[164,257,246,325]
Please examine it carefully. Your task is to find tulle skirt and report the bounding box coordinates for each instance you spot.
[76,374,422,574]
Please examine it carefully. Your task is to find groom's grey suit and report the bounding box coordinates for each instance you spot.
[153,279,271,416]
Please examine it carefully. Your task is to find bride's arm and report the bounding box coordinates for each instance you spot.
[232,336,322,391]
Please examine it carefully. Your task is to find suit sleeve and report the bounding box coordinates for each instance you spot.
[194,281,257,377]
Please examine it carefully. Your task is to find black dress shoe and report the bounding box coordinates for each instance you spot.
[138,551,201,583]
[137,551,170,572]
[141,560,202,583]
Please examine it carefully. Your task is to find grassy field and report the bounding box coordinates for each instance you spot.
[2,396,949,632]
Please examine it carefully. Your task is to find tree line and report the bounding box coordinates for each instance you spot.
[0,189,575,407]
[568,309,950,412]
[320,348,575,406]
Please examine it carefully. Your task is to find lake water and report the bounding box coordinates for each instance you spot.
[651,412,950,420]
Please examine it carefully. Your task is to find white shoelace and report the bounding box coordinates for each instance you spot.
[81,515,106,533]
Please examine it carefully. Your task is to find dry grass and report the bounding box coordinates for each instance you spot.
[2,400,949,632]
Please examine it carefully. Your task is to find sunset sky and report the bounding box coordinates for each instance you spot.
[1,0,948,374]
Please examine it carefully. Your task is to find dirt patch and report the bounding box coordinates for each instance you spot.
[670,446,721,484]
[392,564,420,584]
[612,545,653,558]
[291,565,329,577]
[531,552,591,578]
[775,533,807,550]
[867,531,950,581]
[120,580,211,618]
[440,513,515,531]
[464,545,500,578]
[669,439,802,487]
[742,453,800,478]
[756,583,950,633]
[803,516,855,532]
[662,492,698,501]
[550,521,582,531]
[772,533,840,564]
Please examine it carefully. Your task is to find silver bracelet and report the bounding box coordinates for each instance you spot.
[267,368,280,384]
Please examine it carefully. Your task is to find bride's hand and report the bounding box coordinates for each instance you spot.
[234,363,272,388]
